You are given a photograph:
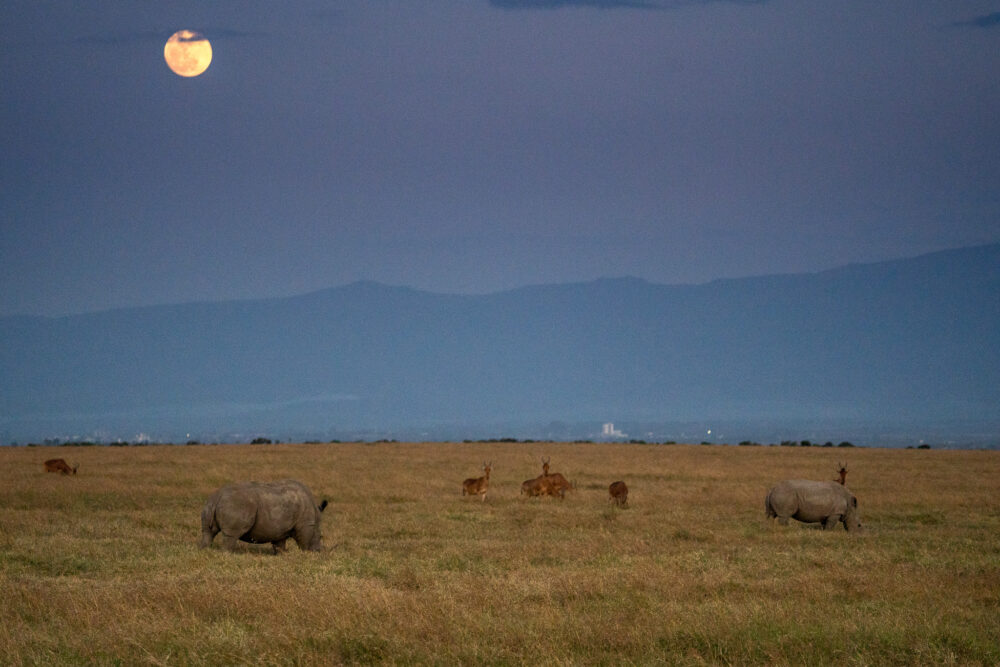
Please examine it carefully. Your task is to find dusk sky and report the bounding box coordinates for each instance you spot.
[3,1,998,317]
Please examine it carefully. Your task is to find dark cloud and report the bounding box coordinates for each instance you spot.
[73,28,261,45]
[491,0,661,7]
[73,31,166,45]
[199,28,265,40]
[489,0,762,7]
[962,12,1000,28]
[489,0,677,8]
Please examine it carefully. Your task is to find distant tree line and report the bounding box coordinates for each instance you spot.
[7,437,942,449]
[735,440,857,448]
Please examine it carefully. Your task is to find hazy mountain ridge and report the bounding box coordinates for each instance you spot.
[2,244,998,442]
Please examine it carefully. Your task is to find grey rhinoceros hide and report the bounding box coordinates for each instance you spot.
[200,480,328,553]
[765,479,862,531]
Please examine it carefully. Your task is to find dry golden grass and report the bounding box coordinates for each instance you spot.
[1,442,998,665]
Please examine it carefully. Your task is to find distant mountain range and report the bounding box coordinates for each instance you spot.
[2,244,998,445]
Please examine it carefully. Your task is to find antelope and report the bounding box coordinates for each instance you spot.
[834,462,848,485]
[462,461,492,501]
[44,458,78,475]
[521,475,555,497]
[609,480,629,507]
[544,472,572,498]
[542,457,572,497]
[522,457,572,499]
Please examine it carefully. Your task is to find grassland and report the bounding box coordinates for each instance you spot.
[1,442,998,665]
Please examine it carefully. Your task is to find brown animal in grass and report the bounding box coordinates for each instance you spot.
[544,472,572,497]
[462,461,492,501]
[540,457,573,497]
[44,458,78,475]
[609,480,629,507]
[834,462,848,485]
[521,457,572,499]
[520,475,551,497]
[521,474,567,498]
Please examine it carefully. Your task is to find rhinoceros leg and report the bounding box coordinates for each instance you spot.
[821,515,841,530]
[272,539,288,555]
[217,533,241,552]
[214,503,256,552]
[777,516,790,526]
[199,527,218,549]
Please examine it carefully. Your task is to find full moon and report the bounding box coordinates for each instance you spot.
[164,30,212,77]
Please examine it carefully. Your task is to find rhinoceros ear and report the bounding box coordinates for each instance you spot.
[319,499,329,512]
[851,496,858,508]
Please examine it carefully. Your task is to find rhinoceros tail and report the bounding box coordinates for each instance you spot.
[319,499,328,512]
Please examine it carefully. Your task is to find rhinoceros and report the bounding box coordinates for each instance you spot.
[200,480,329,553]
[765,479,862,531]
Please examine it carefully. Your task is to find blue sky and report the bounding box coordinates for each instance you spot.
[2,1,998,316]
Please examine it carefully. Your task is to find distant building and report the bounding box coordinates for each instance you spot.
[602,422,626,438]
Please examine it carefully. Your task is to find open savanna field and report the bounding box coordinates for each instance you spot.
[1,442,998,665]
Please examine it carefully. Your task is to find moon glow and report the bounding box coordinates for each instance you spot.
[164,30,212,77]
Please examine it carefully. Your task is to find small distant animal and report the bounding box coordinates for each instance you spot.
[765,479,862,531]
[200,480,328,553]
[462,461,492,502]
[543,458,572,496]
[544,472,573,497]
[609,481,629,507]
[834,462,848,485]
[543,457,574,496]
[521,457,572,499]
[44,458,78,475]
[521,475,558,498]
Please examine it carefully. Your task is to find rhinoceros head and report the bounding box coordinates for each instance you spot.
[303,499,328,551]
[844,495,862,531]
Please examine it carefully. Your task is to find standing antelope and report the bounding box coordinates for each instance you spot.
[609,480,629,507]
[462,462,492,502]
[44,458,78,475]
[834,462,848,485]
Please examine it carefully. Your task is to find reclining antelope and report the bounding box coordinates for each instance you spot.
[521,457,572,499]
[521,475,558,498]
[542,457,573,497]
[44,458,78,475]
[462,462,492,501]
